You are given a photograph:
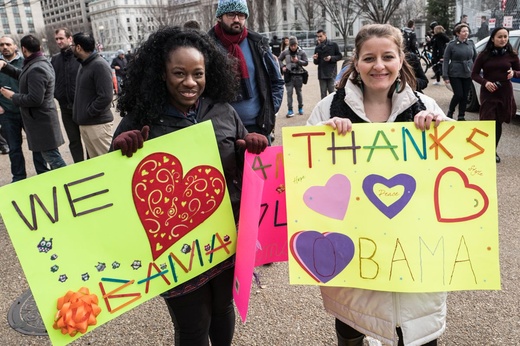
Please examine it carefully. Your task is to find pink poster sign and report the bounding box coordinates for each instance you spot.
[233,146,288,322]
[246,146,288,265]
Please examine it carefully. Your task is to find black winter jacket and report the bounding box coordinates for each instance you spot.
[313,39,342,79]
[51,48,80,109]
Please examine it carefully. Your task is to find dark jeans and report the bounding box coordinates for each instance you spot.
[40,148,67,170]
[0,131,8,149]
[319,78,335,99]
[336,318,438,346]
[286,75,304,110]
[0,111,49,182]
[448,77,472,118]
[60,106,85,163]
[163,267,235,346]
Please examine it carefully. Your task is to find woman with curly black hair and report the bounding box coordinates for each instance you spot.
[111,26,267,345]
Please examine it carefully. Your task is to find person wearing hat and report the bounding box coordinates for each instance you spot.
[208,0,284,142]
[278,36,308,117]
[110,49,127,95]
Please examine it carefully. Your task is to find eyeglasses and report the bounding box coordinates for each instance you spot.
[224,12,246,19]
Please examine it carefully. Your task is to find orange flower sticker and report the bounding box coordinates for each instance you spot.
[53,287,102,337]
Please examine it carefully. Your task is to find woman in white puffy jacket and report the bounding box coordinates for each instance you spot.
[307,24,451,346]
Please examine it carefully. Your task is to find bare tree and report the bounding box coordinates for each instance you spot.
[143,0,190,31]
[294,0,321,31]
[246,0,258,31]
[199,0,218,31]
[265,0,281,32]
[357,0,405,24]
[318,0,362,54]
[392,0,427,28]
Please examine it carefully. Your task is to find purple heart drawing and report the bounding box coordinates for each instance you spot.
[290,231,355,283]
[303,174,351,220]
[362,174,416,219]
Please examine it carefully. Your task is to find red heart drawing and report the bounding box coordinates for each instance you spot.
[132,152,226,260]
[434,166,489,223]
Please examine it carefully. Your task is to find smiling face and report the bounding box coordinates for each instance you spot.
[492,29,509,49]
[457,26,470,41]
[163,47,206,113]
[354,36,403,94]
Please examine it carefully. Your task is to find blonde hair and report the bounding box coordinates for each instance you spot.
[338,23,416,94]
[434,25,445,34]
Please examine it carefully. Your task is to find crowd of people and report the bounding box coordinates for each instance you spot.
[0,0,515,344]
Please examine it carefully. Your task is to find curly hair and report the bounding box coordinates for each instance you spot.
[117,26,239,125]
[337,24,417,96]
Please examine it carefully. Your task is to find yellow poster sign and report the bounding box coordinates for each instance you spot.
[282,121,500,292]
[0,121,236,345]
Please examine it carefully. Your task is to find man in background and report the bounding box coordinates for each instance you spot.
[110,49,127,95]
[208,0,284,142]
[51,27,84,163]
[476,16,489,41]
[0,36,54,182]
[0,35,66,172]
[270,35,281,57]
[72,33,114,158]
[313,29,342,99]
[402,20,419,54]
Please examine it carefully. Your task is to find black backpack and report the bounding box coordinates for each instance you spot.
[403,30,417,53]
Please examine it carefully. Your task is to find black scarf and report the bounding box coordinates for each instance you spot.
[330,87,426,123]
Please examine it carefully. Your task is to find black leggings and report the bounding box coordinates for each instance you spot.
[448,77,472,118]
[336,318,438,346]
[496,119,502,148]
[164,268,235,346]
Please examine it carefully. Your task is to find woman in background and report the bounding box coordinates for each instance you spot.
[471,26,520,163]
[443,23,476,120]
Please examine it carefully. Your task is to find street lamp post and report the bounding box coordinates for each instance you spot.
[98,25,104,51]
[41,38,48,57]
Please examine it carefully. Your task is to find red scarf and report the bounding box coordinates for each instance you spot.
[213,23,249,79]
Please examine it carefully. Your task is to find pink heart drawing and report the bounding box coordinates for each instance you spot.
[290,231,355,283]
[303,174,351,220]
